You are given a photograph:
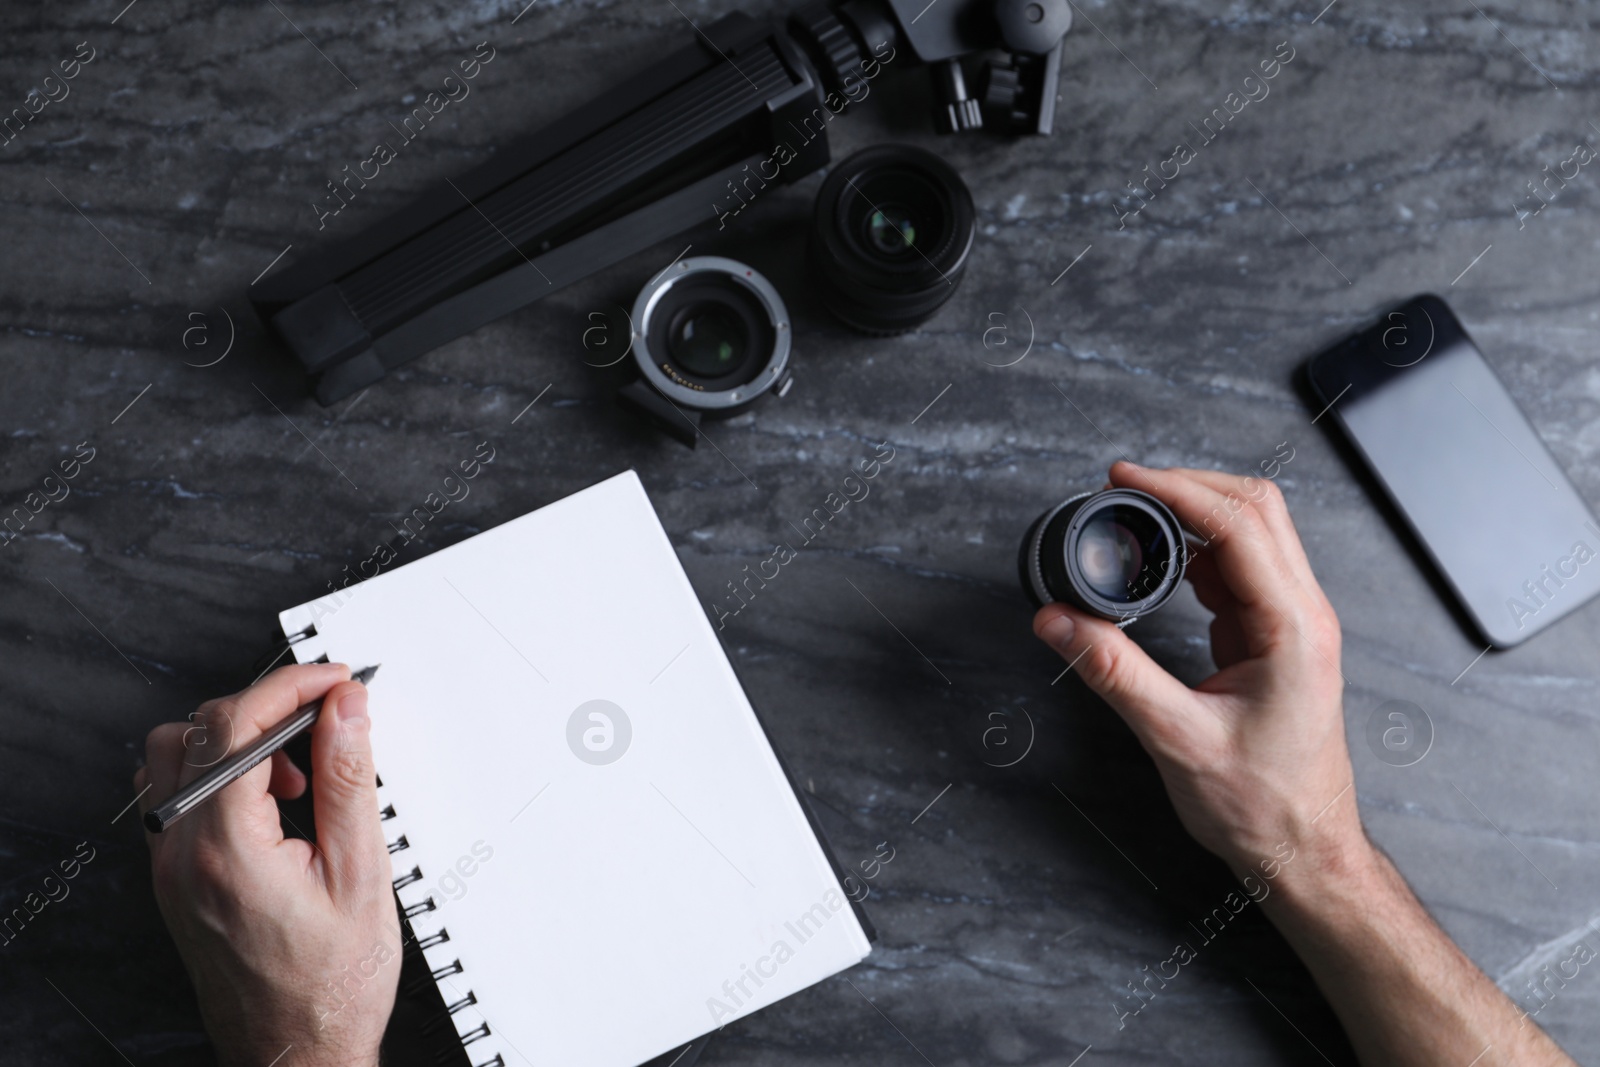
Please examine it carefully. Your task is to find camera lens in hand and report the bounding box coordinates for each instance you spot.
[1018,489,1187,619]
[809,145,976,335]
[630,256,791,413]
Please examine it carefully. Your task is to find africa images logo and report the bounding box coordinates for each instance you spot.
[566,700,632,765]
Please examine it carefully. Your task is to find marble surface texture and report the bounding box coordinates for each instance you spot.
[3,0,1599,1064]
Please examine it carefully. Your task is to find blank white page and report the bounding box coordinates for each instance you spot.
[279,470,870,1067]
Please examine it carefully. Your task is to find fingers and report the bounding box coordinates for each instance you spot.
[1184,551,1251,669]
[1179,541,1227,610]
[140,721,192,823]
[165,664,352,847]
[1110,462,1344,682]
[133,763,153,824]
[1171,467,1323,601]
[1034,602,1199,755]
[308,680,388,903]
[1107,462,1307,647]
[173,663,353,790]
[200,665,352,835]
[268,749,308,800]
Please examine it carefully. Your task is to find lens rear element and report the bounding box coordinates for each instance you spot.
[667,301,751,379]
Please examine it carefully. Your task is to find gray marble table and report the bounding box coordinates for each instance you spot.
[3,0,1598,1063]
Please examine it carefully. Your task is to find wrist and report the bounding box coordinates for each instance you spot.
[1258,824,1388,937]
[210,1021,383,1067]
[218,1045,382,1067]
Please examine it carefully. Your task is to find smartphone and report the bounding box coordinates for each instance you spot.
[1308,294,1600,648]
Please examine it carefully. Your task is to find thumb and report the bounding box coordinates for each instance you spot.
[1034,604,1197,752]
[309,680,388,901]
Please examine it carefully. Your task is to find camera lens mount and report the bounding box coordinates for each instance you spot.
[809,145,976,335]
[1018,488,1187,620]
[630,256,792,413]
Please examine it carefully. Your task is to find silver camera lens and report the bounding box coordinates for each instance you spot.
[1019,488,1187,619]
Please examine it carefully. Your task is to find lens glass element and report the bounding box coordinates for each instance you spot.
[866,204,918,256]
[1077,513,1145,598]
[847,172,948,266]
[810,146,976,335]
[1073,504,1173,604]
[642,272,775,390]
[667,302,750,379]
[1019,489,1186,617]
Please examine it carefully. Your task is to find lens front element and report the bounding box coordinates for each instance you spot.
[1076,509,1150,600]
[866,204,917,255]
[1018,489,1186,619]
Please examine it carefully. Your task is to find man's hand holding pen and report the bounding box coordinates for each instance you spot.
[136,663,398,1067]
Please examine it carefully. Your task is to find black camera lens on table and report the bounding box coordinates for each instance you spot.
[1019,489,1188,619]
[615,257,792,446]
[809,145,976,335]
[613,144,976,444]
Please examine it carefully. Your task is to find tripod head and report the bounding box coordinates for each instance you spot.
[790,0,1071,134]
[251,0,1072,404]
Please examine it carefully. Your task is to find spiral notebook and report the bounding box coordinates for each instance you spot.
[277,471,872,1067]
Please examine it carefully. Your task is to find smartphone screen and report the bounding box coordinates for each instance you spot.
[1308,294,1600,648]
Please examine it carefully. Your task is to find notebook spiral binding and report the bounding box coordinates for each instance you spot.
[384,782,504,1066]
[274,607,502,1066]
[250,621,321,677]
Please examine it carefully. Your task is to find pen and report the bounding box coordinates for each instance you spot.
[144,664,380,834]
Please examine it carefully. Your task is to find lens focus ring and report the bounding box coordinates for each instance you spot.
[1018,489,1187,620]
